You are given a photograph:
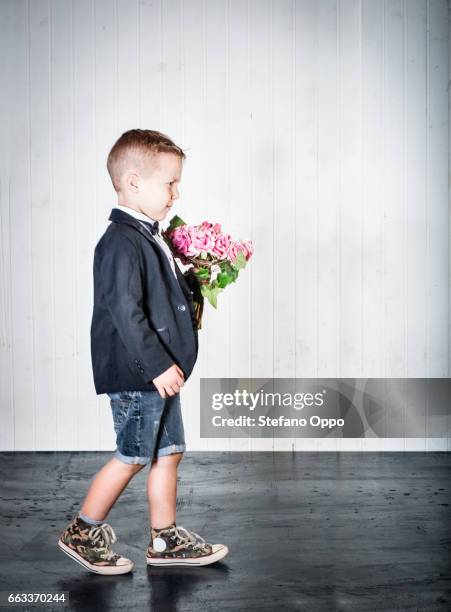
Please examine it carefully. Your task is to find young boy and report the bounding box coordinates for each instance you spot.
[57,129,229,575]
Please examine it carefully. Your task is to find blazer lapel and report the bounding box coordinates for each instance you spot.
[108,208,192,302]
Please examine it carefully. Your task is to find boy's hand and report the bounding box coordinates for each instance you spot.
[152,364,185,398]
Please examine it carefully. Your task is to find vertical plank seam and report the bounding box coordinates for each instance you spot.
[270,0,274,452]
[426,0,430,444]
[226,0,234,453]
[202,0,207,450]
[138,0,141,124]
[337,1,341,380]
[403,0,407,450]
[49,0,57,451]
[293,0,296,451]
[71,0,77,452]
[27,0,37,452]
[426,0,430,380]
[115,0,118,135]
[382,0,386,449]
[93,0,98,446]
[360,0,363,452]
[247,0,252,449]
[160,0,163,127]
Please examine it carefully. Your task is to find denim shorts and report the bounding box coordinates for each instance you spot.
[107,390,186,465]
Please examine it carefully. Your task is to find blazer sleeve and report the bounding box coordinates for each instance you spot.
[95,232,175,384]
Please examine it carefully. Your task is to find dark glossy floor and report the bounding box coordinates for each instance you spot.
[0,451,450,612]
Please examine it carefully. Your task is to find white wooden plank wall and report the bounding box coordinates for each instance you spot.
[0,0,449,452]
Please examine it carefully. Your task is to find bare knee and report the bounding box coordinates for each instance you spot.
[151,452,184,468]
[113,458,147,473]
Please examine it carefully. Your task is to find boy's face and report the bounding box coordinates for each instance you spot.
[121,152,183,221]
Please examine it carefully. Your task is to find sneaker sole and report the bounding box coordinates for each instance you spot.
[57,539,134,575]
[146,544,229,567]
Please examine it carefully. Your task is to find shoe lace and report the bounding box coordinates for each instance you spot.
[165,525,208,551]
[88,524,117,560]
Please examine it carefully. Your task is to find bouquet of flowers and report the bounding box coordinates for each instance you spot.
[162,216,254,330]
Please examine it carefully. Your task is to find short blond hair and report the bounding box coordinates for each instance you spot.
[106,129,186,192]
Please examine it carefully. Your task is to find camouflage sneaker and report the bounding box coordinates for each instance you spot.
[57,515,134,575]
[146,523,229,567]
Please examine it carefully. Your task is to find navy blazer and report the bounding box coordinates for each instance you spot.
[90,207,199,395]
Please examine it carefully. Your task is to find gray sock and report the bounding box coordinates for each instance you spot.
[153,522,176,532]
[78,511,104,526]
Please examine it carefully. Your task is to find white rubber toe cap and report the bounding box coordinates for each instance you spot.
[117,557,134,567]
[212,544,227,553]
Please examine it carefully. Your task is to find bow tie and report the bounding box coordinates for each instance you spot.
[139,219,160,235]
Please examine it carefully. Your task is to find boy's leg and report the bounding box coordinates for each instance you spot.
[147,452,183,528]
[145,451,230,566]
[58,456,143,575]
[80,457,145,521]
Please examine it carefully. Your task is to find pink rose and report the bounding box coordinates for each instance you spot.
[170,227,194,257]
[227,239,254,263]
[200,220,222,234]
[184,226,202,256]
[240,239,254,260]
[212,233,232,260]
[192,227,216,253]
[199,220,213,230]
[227,240,242,263]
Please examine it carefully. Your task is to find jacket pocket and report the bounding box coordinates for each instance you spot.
[155,326,171,344]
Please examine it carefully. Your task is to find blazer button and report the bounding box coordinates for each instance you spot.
[177,304,186,311]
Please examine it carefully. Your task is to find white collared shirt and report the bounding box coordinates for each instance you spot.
[114,204,178,279]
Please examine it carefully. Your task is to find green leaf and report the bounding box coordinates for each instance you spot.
[219,261,239,283]
[216,272,232,288]
[195,267,210,281]
[200,284,222,308]
[167,215,187,231]
[231,250,247,270]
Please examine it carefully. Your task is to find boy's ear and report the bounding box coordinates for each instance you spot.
[124,172,140,192]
